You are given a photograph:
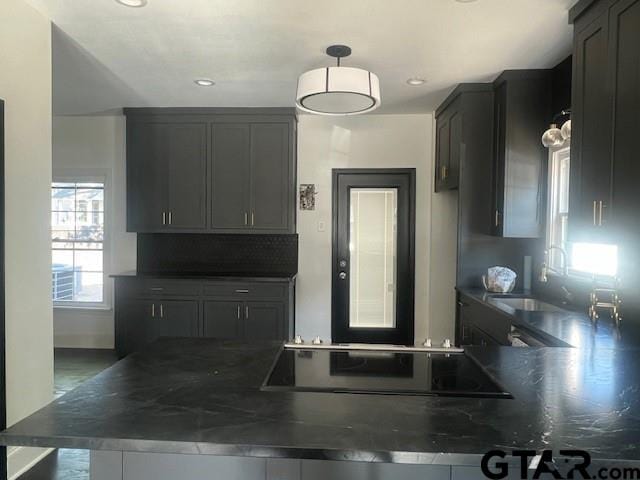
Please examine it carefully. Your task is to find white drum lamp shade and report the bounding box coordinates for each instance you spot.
[296,45,381,115]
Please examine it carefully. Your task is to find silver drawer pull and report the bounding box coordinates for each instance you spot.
[237,305,241,320]
[235,289,249,293]
[150,287,164,291]
[160,304,164,318]
[245,306,249,319]
[151,304,155,317]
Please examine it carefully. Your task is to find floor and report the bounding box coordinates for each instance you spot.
[18,348,119,480]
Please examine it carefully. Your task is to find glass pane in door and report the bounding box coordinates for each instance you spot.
[349,188,398,328]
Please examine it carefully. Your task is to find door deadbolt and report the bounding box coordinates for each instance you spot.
[339,260,347,268]
[339,272,347,280]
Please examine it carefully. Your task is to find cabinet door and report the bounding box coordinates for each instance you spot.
[471,326,500,347]
[250,123,290,231]
[127,122,166,232]
[166,123,207,230]
[456,299,473,346]
[492,83,507,235]
[570,13,613,242]
[203,301,243,339]
[448,110,462,190]
[119,298,157,355]
[434,114,450,192]
[157,300,199,338]
[211,124,251,230]
[245,302,285,341]
[609,0,640,317]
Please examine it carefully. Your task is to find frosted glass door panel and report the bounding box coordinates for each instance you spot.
[349,188,398,328]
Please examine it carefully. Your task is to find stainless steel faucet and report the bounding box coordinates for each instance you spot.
[539,245,569,282]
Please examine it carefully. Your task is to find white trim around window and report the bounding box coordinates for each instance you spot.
[52,168,113,310]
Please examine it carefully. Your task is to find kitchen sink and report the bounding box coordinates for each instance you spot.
[489,297,565,313]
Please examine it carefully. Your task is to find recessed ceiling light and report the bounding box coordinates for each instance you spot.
[115,0,147,7]
[194,79,215,87]
[406,78,427,86]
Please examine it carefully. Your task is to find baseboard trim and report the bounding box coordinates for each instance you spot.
[8,446,55,480]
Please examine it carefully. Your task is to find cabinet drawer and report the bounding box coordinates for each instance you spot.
[202,282,287,299]
[129,279,202,297]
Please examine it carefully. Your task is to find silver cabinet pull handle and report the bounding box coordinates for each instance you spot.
[160,304,164,318]
[151,303,155,317]
[593,200,598,226]
[244,212,248,225]
[237,305,241,320]
[162,212,166,225]
[235,289,249,293]
[168,211,172,225]
[599,201,604,226]
[150,287,163,292]
[251,212,255,226]
[245,306,249,319]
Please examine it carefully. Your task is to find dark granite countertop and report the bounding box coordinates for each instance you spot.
[111,270,296,282]
[1,338,640,465]
[458,288,640,350]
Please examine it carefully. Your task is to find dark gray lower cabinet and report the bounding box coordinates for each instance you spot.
[157,300,199,338]
[245,302,285,341]
[203,301,243,339]
[456,293,510,346]
[120,299,157,356]
[115,277,294,357]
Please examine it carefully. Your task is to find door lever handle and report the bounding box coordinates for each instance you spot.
[338,272,347,280]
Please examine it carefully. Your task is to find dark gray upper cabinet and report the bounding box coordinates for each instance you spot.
[211,124,251,230]
[125,108,297,234]
[165,124,208,230]
[569,0,640,244]
[434,99,460,192]
[126,123,165,231]
[570,10,612,243]
[491,70,551,238]
[126,121,207,232]
[250,124,292,231]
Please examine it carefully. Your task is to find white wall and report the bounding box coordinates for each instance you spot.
[296,114,447,344]
[0,0,55,476]
[52,116,136,348]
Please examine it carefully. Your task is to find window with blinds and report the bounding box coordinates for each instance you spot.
[51,181,105,305]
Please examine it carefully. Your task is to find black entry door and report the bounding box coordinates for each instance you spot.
[332,169,415,345]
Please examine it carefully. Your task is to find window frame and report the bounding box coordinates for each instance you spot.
[545,144,618,281]
[52,169,112,311]
[545,144,571,274]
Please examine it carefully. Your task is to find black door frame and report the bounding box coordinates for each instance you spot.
[1,99,7,480]
[331,168,416,345]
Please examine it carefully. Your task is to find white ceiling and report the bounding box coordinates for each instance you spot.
[33,0,576,115]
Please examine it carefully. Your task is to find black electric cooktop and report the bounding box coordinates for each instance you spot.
[263,348,512,399]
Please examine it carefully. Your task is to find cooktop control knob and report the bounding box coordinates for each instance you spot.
[422,338,432,347]
[293,335,303,345]
[312,336,323,345]
[442,339,452,348]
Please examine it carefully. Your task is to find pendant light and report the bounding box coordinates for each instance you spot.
[296,45,381,115]
[542,109,571,148]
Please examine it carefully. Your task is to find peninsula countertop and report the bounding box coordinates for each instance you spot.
[1,338,639,466]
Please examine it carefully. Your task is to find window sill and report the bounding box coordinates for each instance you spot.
[546,270,616,287]
[53,304,112,312]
